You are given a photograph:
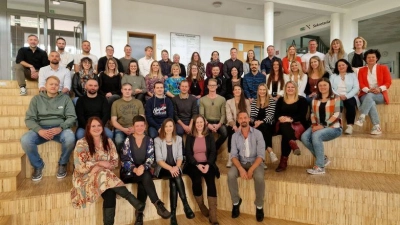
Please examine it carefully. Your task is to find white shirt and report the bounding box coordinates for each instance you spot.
[38,65,71,91]
[301,51,325,71]
[244,138,250,158]
[285,74,308,97]
[138,57,154,77]
[337,78,347,95]
[73,53,98,71]
[58,51,73,68]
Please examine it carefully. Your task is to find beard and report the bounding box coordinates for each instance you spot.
[240,122,248,127]
[51,60,59,65]
[87,89,97,95]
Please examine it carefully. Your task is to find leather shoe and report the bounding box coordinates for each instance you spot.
[231,198,242,218]
[256,207,264,222]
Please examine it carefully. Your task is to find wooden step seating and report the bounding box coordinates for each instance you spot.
[0,216,12,225]
[0,79,399,224]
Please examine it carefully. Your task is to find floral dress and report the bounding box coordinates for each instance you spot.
[145,75,165,100]
[70,138,124,209]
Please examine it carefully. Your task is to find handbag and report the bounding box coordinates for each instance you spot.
[276,121,305,140]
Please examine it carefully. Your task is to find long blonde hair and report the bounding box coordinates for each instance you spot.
[146,61,163,80]
[285,45,298,61]
[307,56,325,78]
[289,60,305,81]
[283,81,299,103]
[353,36,367,50]
[105,58,119,75]
[256,83,269,108]
[328,39,345,59]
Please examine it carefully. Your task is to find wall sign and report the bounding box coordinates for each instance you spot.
[300,20,331,31]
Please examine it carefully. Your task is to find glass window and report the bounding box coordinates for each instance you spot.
[48,0,84,17]
[7,0,45,12]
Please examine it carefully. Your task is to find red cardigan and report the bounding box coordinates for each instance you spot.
[358,64,392,104]
[282,56,302,74]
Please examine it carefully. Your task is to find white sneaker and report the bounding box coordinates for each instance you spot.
[226,158,232,168]
[264,163,268,170]
[269,152,278,163]
[344,125,353,135]
[354,116,365,127]
[20,87,27,96]
[370,125,382,135]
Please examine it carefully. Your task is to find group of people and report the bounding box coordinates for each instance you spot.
[17,34,392,225]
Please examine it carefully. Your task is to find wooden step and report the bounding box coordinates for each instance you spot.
[216,163,400,225]
[0,80,37,89]
[0,88,39,96]
[0,116,26,128]
[148,210,313,225]
[0,142,25,156]
[0,106,29,116]
[0,171,23,193]
[0,128,28,141]
[0,154,23,173]
[0,96,33,105]
[0,216,12,225]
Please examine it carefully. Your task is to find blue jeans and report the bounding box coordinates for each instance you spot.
[20,128,76,169]
[148,126,159,139]
[72,97,79,105]
[76,127,113,140]
[360,93,384,125]
[301,127,342,168]
[176,120,190,136]
[114,129,128,153]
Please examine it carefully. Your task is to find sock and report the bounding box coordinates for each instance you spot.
[256,206,263,209]
[360,114,366,119]
[233,202,239,205]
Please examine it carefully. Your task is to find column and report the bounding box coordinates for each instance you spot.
[264,2,274,51]
[99,0,112,52]
[330,13,341,42]
[341,14,358,53]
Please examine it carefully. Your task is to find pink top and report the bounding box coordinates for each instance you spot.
[193,137,207,163]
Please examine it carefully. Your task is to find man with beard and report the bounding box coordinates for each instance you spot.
[75,79,112,140]
[112,83,145,152]
[38,51,71,94]
[56,37,74,70]
[15,34,49,96]
[204,65,226,98]
[73,40,98,73]
[227,111,266,222]
[242,59,265,103]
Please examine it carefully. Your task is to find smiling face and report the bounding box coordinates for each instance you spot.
[45,77,60,94]
[288,46,295,55]
[258,85,267,97]
[212,51,219,61]
[337,61,348,74]
[48,52,60,65]
[267,46,275,57]
[164,121,174,135]
[27,35,39,48]
[285,82,296,96]
[332,41,340,51]
[129,62,138,74]
[230,49,237,59]
[151,62,159,73]
[82,41,91,53]
[233,85,242,97]
[354,38,364,49]
[195,117,205,133]
[237,112,250,127]
[154,83,164,96]
[231,67,238,78]
[180,81,189,94]
[89,119,103,137]
[82,60,92,71]
[272,61,280,72]
[247,50,254,59]
[207,80,218,92]
[290,61,299,72]
[318,80,330,95]
[105,46,114,57]
[310,58,319,69]
[133,121,146,135]
[172,65,180,76]
[162,51,169,61]
[366,53,378,66]
[107,60,116,70]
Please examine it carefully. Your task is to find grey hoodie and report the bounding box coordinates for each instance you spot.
[25,91,77,133]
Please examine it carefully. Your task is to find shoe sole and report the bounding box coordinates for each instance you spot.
[306,169,325,175]
[370,132,382,135]
[32,175,43,182]
[57,173,67,179]
[324,160,331,167]
[354,122,363,127]
[232,198,242,218]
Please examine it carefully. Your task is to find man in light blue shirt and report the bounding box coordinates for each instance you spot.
[38,51,71,93]
[228,111,265,222]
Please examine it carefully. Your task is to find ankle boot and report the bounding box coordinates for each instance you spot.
[275,156,288,172]
[103,207,115,225]
[134,210,144,225]
[194,195,209,217]
[207,197,219,225]
[153,200,171,219]
[174,177,195,219]
[170,181,178,225]
[112,186,145,210]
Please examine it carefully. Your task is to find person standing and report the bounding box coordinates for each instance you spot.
[97,45,124,74]
[206,51,223,79]
[15,34,49,95]
[172,54,186,78]
[325,39,347,76]
[282,45,302,75]
[348,36,367,73]
[301,39,325,72]
[223,48,243,79]
[187,52,205,78]
[56,37,74,70]
[73,40,98,73]
[138,46,155,77]
[159,49,173,78]
[243,60,265,103]
[119,44,137,72]
[228,111,266,222]
[261,45,280,76]
[243,50,257,75]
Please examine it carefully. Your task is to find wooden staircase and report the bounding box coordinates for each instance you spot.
[0,80,399,224]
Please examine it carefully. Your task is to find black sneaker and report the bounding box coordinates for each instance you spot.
[256,207,264,222]
[57,164,67,179]
[231,198,242,218]
[155,200,171,219]
[32,164,44,181]
[135,211,144,225]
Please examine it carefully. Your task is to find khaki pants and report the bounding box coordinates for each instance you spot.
[227,162,265,207]
[15,64,37,87]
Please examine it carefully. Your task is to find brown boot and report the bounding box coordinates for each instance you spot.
[275,156,288,172]
[194,195,209,217]
[207,196,219,225]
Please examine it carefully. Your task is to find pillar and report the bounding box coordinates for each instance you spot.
[330,13,341,42]
[264,2,274,52]
[99,0,112,52]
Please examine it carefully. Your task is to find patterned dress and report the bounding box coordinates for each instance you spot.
[164,77,185,96]
[145,75,165,100]
[70,138,124,209]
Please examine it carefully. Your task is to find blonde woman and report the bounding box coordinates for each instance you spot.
[145,61,164,100]
[325,39,347,76]
[348,36,367,72]
[285,60,307,97]
[98,58,121,106]
[304,56,329,103]
[274,82,308,172]
[282,45,302,74]
[164,63,185,98]
[250,83,278,166]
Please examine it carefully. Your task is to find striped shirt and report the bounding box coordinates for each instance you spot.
[250,98,276,124]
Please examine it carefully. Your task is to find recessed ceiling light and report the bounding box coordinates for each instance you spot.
[212,1,222,8]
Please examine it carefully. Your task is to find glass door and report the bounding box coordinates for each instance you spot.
[49,18,83,54]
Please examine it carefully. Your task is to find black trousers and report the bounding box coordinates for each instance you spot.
[255,123,274,149]
[122,170,160,204]
[278,122,297,157]
[186,163,217,197]
[101,188,118,208]
[343,97,357,125]
[158,168,188,201]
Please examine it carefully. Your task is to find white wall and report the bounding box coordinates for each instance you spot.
[86,0,264,65]
[369,41,400,78]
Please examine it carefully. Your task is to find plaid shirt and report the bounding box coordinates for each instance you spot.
[311,95,343,128]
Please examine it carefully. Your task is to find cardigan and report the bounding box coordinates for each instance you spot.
[225,98,251,126]
[250,98,276,125]
[358,64,392,104]
[311,95,342,128]
[284,73,308,97]
[348,51,366,67]
[330,72,360,106]
[324,52,348,76]
[282,56,302,74]
[274,96,309,130]
[154,136,183,177]
[266,73,290,97]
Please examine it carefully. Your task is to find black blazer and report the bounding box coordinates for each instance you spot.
[184,134,220,178]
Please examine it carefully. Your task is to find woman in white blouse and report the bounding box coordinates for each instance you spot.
[285,60,307,97]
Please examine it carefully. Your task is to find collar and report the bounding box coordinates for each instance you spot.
[179,93,189,99]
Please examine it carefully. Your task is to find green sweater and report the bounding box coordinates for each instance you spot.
[25,92,77,132]
[199,95,226,124]
[121,74,147,94]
